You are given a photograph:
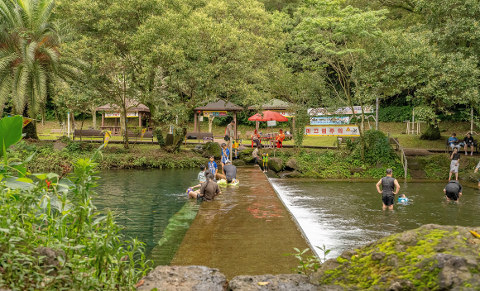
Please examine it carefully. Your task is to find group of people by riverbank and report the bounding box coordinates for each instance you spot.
[187,143,240,201]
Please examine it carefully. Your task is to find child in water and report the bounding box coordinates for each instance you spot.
[397,194,409,203]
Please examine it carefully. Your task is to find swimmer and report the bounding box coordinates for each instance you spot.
[398,194,409,203]
[376,168,400,210]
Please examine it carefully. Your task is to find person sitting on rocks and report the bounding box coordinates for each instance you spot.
[444,180,463,202]
[252,145,263,171]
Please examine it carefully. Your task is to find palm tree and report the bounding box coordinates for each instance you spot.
[0,0,80,138]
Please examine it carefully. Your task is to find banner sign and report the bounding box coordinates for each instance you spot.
[308,106,374,116]
[310,116,350,125]
[304,125,360,136]
[22,117,33,128]
[267,121,277,127]
[203,111,227,117]
[105,111,138,118]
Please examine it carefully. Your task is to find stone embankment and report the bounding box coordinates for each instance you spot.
[138,224,480,290]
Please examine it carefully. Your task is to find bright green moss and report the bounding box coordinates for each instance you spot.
[319,228,465,289]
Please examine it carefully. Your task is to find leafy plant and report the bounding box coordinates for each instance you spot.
[284,245,331,276]
[0,116,152,290]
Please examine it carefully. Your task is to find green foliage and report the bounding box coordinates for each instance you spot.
[0,122,151,290]
[0,116,23,157]
[284,245,330,276]
[155,128,165,148]
[378,106,413,122]
[0,0,81,137]
[362,130,397,165]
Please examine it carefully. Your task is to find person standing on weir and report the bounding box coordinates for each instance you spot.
[376,169,401,210]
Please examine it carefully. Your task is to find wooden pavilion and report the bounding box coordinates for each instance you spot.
[96,100,151,135]
[194,100,243,139]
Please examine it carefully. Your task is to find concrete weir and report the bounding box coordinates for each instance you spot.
[170,167,311,279]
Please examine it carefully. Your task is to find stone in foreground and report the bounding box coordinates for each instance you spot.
[311,224,480,290]
[229,274,319,290]
[137,265,227,291]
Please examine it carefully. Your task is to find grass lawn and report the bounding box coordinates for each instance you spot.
[36,119,478,150]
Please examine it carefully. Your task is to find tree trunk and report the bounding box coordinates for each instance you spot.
[22,107,39,139]
[91,108,97,129]
[420,123,441,140]
[120,105,129,149]
[23,120,39,140]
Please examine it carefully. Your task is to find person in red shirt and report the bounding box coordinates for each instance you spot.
[276,129,285,148]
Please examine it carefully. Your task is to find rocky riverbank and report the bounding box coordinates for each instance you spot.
[137,224,480,290]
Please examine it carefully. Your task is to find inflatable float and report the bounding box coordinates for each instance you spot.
[217,179,239,186]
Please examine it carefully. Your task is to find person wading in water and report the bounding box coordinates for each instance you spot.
[376,168,401,210]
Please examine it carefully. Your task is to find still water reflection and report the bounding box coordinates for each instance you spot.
[94,169,199,263]
[270,179,480,259]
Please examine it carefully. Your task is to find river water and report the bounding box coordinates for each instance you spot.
[270,179,480,259]
[94,169,200,265]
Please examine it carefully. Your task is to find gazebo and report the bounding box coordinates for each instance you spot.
[96,100,151,135]
[248,98,294,129]
[194,100,243,139]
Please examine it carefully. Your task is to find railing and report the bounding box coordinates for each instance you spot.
[391,137,408,179]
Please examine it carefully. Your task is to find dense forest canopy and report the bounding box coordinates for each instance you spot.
[0,0,478,142]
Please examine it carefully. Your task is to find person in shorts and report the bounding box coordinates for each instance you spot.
[448,133,461,150]
[463,133,475,156]
[474,161,480,187]
[443,180,463,202]
[449,147,460,181]
[221,143,230,169]
[224,120,235,147]
[376,168,401,210]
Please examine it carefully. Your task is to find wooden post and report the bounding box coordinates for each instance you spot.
[101,113,105,127]
[194,112,197,133]
[256,121,259,131]
[198,113,201,133]
[234,112,237,140]
[138,112,142,127]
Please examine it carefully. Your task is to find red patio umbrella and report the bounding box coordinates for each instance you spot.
[248,111,289,122]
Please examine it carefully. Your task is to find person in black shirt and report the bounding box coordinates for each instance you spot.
[449,148,461,181]
[376,168,401,210]
[444,180,463,202]
[463,133,475,156]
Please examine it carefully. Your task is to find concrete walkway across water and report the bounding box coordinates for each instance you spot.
[170,166,311,279]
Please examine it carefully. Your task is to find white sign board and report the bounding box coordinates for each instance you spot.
[267,121,277,127]
[105,111,138,118]
[310,116,350,125]
[304,125,360,136]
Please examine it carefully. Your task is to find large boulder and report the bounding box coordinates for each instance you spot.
[34,247,66,276]
[203,142,222,159]
[268,157,283,172]
[283,170,303,178]
[137,265,227,291]
[285,158,300,171]
[229,274,319,291]
[311,224,480,290]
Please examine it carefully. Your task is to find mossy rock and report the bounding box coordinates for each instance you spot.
[243,156,255,164]
[303,171,321,178]
[459,171,479,183]
[203,142,222,159]
[283,170,303,178]
[268,157,283,172]
[286,158,300,171]
[311,224,480,290]
[239,148,254,158]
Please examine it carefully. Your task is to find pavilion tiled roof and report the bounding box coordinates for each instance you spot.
[194,100,243,112]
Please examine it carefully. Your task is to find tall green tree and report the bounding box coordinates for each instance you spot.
[292,0,387,159]
[0,0,80,138]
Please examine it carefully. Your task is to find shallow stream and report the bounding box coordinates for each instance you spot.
[270,179,480,259]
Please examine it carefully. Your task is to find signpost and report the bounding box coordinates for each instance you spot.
[310,116,350,125]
